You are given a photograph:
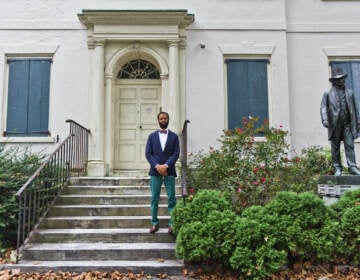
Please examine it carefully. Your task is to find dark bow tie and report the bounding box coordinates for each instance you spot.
[159,130,167,134]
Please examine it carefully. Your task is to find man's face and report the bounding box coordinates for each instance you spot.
[158,113,169,129]
[333,78,345,89]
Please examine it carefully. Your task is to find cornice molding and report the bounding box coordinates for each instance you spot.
[78,10,194,28]
[189,20,286,31]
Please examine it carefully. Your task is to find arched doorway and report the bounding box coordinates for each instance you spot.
[113,59,162,170]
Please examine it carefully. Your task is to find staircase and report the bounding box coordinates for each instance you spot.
[15,173,184,274]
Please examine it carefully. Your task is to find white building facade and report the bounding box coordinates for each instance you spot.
[1,0,360,176]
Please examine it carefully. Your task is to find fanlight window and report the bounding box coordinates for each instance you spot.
[118,59,160,79]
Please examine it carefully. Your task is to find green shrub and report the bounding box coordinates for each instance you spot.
[0,145,44,249]
[172,189,231,234]
[331,188,360,218]
[229,216,287,280]
[263,192,340,264]
[173,190,346,278]
[176,210,238,264]
[339,205,360,264]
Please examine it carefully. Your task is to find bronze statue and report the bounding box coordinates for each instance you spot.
[321,70,360,176]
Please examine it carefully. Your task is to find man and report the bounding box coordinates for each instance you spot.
[320,70,360,176]
[145,112,180,234]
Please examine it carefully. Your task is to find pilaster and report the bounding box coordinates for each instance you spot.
[87,39,106,176]
[168,40,180,133]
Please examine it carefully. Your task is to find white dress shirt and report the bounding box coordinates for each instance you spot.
[159,129,168,151]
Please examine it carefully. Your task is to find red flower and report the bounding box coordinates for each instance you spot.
[253,167,259,173]
[237,187,242,193]
[252,181,259,185]
[236,128,243,134]
[260,177,266,183]
[189,188,194,194]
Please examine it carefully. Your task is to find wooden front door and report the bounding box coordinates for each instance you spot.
[114,81,161,169]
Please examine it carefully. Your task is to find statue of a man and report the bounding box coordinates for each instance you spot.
[320,70,360,176]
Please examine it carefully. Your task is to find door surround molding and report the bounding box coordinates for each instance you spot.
[78,10,194,175]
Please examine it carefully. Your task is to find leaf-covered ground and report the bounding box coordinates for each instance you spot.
[0,266,359,280]
[1,249,359,279]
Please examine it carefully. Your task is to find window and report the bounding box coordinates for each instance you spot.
[330,61,360,110]
[226,59,269,130]
[5,58,51,136]
[117,59,160,79]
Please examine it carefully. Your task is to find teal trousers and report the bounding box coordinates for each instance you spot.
[150,176,176,226]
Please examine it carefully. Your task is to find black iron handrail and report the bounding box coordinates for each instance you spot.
[180,120,190,204]
[15,120,90,262]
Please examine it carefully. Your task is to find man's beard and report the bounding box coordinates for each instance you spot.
[159,122,168,129]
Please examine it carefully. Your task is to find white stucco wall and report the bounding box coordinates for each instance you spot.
[285,0,360,161]
[1,0,360,165]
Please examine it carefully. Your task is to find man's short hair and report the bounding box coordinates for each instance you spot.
[157,111,169,120]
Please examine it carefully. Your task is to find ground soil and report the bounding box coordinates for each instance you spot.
[0,266,359,280]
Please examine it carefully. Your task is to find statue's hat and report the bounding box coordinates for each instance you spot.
[329,68,347,82]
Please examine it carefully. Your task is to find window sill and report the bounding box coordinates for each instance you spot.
[0,136,56,143]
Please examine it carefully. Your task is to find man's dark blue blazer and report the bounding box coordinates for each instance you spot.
[145,129,180,177]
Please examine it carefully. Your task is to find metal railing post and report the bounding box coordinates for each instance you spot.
[180,120,190,205]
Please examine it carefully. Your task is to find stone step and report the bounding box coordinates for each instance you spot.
[47,204,170,217]
[54,194,178,205]
[69,177,180,187]
[22,243,176,261]
[39,216,170,229]
[111,170,149,177]
[69,177,150,186]
[61,185,182,195]
[1,260,185,274]
[30,228,176,243]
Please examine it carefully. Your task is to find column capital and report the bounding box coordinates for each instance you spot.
[88,38,105,49]
[167,39,180,48]
[94,39,106,47]
[179,39,187,50]
[105,73,114,80]
[160,74,169,80]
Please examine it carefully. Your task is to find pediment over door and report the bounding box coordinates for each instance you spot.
[78,10,194,41]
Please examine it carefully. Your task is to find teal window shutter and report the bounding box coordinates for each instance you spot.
[6,60,29,135]
[226,59,269,130]
[330,61,360,111]
[28,60,51,135]
[6,58,51,136]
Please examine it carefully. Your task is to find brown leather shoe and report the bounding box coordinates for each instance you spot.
[149,224,159,234]
[168,226,174,235]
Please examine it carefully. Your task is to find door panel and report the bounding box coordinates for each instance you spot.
[114,83,161,169]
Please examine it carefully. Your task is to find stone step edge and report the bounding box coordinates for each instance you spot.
[34,228,173,234]
[57,195,182,199]
[44,215,169,220]
[0,260,185,274]
[23,243,175,250]
[65,185,181,188]
[51,204,168,208]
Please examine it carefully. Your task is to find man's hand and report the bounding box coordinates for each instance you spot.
[323,121,329,128]
[156,164,168,176]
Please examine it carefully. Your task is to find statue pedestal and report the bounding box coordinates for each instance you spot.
[318,175,360,205]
